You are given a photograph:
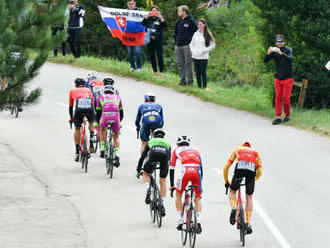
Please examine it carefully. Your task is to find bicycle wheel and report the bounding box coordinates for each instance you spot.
[239,208,245,247]
[181,209,188,245]
[149,185,156,223]
[188,208,197,248]
[155,186,162,228]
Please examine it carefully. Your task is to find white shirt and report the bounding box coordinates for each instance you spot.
[189,30,215,60]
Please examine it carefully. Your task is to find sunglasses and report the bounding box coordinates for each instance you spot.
[275,41,284,43]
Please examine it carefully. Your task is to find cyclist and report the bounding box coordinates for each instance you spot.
[103,77,120,96]
[135,93,164,154]
[169,136,203,234]
[223,142,262,235]
[69,78,95,161]
[86,71,104,106]
[136,129,171,216]
[96,85,124,166]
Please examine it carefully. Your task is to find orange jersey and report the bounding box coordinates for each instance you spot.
[69,87,94,107]
[223,146,262,183]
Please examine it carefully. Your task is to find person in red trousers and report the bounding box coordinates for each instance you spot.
[264,35,294,125]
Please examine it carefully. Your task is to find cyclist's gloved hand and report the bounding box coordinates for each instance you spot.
[68,118,73,124]
[94,122,99,127]
[170,186,176,198]
[136,126,140,131]
[225,182,230,190]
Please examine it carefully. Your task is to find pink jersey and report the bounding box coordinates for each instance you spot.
[96,93,123,113]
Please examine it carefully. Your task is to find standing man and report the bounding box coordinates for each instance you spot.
[127,0,143,72]
[66,0,85,59]
[174,5,198,85]
[51,0,66,57]
[264,35,294,125]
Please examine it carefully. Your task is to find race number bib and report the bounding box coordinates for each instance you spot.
[237,161,256,172]
[77,98,92,109]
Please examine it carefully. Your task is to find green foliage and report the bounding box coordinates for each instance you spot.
[252,0,330,108]
[0,0,66,111]
[206,0,272,87]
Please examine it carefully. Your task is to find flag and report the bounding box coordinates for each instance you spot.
[98,6,148,46]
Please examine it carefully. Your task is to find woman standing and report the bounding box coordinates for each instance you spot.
[142,6,167,75]
[189,19,216,89]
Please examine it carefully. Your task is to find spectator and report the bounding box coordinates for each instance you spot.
[198,0,220,9]
[127,0,143,72]
[142,6,167,76]
[66,0,85,59]
[51,0,66,57]
[190,19,215,89]
[174,5,198,85]
[264,35,294,125]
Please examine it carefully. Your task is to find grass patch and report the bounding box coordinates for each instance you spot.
[48,54,330,137]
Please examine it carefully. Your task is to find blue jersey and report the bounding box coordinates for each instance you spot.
[135,102,163,129]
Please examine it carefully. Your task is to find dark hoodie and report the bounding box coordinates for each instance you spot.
[174,14,198,47]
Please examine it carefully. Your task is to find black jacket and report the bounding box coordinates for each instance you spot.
[142,16,167,42]
[264,46,293,80]
[68,4,85,29]
[174,15,198,47]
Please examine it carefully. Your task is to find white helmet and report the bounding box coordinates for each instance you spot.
[177,136,191,146]
[87,71,98,79]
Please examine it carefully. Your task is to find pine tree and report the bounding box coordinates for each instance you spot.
[0,0,66,111]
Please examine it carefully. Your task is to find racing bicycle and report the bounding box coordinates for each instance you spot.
[104,120,117,178]
[226,177,247,247]
[172,185,198,248]
[148,163,164,228]
[70,116,90,173]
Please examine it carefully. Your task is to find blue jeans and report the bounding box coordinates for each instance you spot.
[127,45,142,69]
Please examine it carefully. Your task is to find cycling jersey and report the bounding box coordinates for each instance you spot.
[170,146,203,197]
[137,137,171,178]
[69,86,95,128]
[69,87,94,109]
[86,78,104,104]
[135,102,163,129]
[96,93,123,133]
[223,145,262,185]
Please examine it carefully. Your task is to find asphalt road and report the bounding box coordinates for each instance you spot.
[1,62,330,248]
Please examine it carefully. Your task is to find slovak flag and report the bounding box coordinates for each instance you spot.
[98,6,148,46]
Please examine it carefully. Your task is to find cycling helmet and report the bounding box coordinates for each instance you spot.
[153,129,165,138]
[144,92,156,102]
[177,136,190,146]
[75,78,86,87]
[104,85,115,94]
[242,142,251,147]
[103,77,115,85]
[87,71,98,79]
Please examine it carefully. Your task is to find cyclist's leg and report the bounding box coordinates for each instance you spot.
[229,174,240,224]
[140,124,150,154]
[175,170,189,226]
[191,171,202,224]
[99,113,108,154]
[159,156,169,199]
[86,108,95,139]
[111,118,121,158]
[245,174,255,224]
[142,156,153,204]
[73,109,83,155]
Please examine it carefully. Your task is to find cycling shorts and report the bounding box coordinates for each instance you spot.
[230,168,255,195]
[140,123,162,142]
[143,147,169,178]
[73,108,95,129]
[100,112,120,133]
[176,166,202,198]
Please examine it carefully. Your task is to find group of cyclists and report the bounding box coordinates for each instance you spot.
[68,70,263,236]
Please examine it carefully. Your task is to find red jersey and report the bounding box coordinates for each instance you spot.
[170,146,202,169]
[69,87,94,107]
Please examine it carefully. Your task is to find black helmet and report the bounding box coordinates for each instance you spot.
[153,128,165,138]
[75,78,86,87]
[103,77,115,85]
[104,85,115,94]
[177,136,190,146]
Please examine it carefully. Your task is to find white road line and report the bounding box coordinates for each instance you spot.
[213,168,292,248]
[56,102,68,107]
